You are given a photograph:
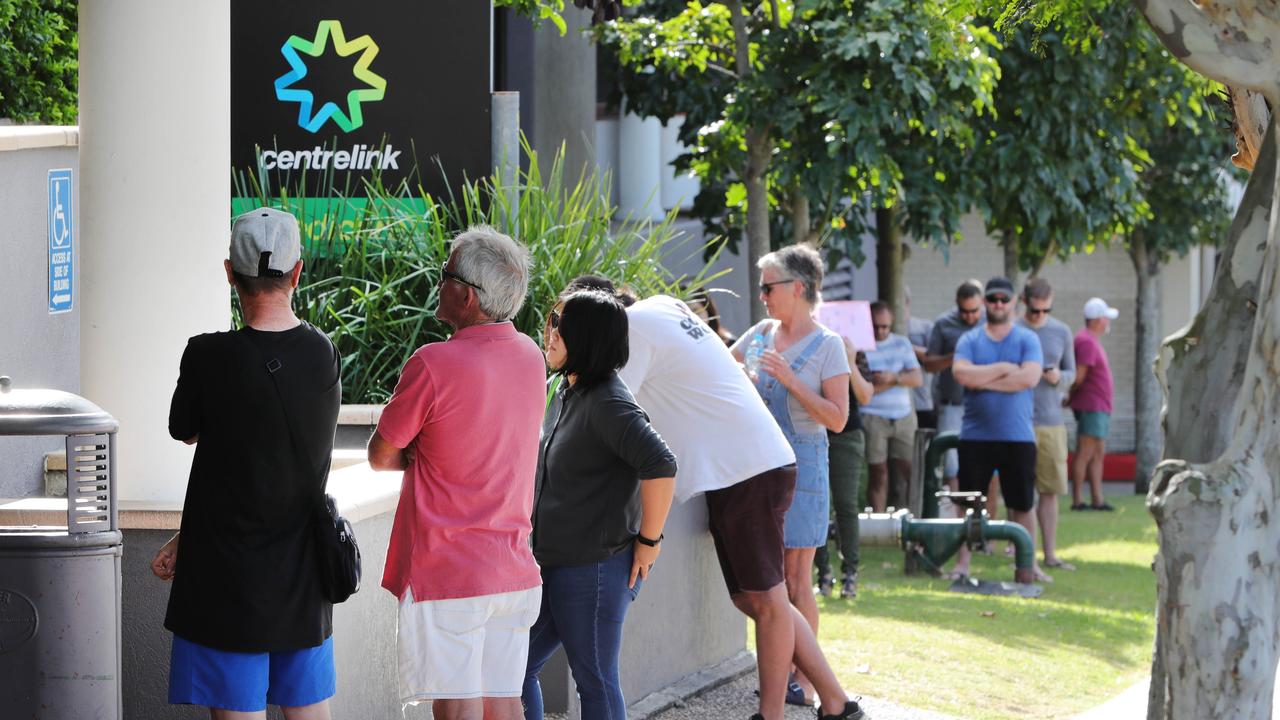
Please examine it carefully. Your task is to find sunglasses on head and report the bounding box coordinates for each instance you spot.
[759,279,795,296]
[985,294,1011,305]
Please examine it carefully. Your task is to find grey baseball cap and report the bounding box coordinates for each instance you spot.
[229,207,301,278]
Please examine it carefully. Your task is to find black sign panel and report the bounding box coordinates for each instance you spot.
[231,0,491,201]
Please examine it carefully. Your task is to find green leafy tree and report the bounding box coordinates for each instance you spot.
[599,0,998,323]
[0,0,78,124]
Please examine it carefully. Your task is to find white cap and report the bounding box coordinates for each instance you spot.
[1083,297,1119,320]
[229,207,301,278]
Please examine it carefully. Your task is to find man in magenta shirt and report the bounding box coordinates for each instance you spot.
[1068,297,1117,512]
[368,226,545,718]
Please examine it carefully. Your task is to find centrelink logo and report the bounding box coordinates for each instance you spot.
[263,19,401,173]
[275,20,386,133]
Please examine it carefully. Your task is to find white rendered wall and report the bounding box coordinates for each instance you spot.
[80,1,231,507]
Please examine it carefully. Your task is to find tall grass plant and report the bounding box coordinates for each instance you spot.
[235,144,726,403]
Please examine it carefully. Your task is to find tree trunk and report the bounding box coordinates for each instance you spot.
[876,205,905,333]
[792,192,810,246]
[1144,119,1278,720]
[1129,229,1163,494]
[730,0,771,323]
[1001,228,1019,288]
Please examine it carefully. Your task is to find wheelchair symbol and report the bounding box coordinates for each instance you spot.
[52,181,69,248]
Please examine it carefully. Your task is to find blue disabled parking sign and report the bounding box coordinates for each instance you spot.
[48,168,73,314]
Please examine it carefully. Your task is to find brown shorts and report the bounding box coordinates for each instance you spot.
[704,464,797,596]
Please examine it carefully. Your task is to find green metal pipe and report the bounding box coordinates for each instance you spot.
[898,513,1035,581]
[921,431,959,519]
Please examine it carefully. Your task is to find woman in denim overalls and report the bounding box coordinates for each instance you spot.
[731,245,851,706]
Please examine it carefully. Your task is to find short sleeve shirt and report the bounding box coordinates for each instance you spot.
[861,333,920,420]
[907,317,934,412]
[955,325,1042,443]
[619,296,795,503]
[928,309,984,406]
[1070,329,1114,413]
[1017,317,1076,426]
[376,322,546,602]
[733,320,851,436]
[165,323,340,653]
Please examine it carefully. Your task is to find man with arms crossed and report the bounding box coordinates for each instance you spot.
[862,301,923,512]
[620,292,867,720]
[368,227,545,720]
[947,277,1049,583]
[1016,278,1076,571]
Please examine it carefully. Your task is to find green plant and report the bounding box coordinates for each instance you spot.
[234,144,726,404]
[0,0,77,124]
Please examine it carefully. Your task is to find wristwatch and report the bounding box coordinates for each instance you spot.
[636,532,664,547]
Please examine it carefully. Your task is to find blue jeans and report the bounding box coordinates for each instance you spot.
[522,548,641,720]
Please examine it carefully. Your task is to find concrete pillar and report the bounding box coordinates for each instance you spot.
[80,0,231,506]
[532,7,596,183]
[618,111,664,221]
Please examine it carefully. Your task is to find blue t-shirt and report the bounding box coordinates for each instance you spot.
[954,325,1043,443]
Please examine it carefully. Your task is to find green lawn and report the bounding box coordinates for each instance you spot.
[798,493,1157,719]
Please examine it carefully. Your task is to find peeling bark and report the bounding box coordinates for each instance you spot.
[1229,86,1270,171]
[1146,119,1278,719]
[1130,229,1163,494]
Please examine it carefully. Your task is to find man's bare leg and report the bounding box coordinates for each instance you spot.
[733,585,796,720]
[481,697,524,720]
[1087,437,1107,506]
[1070,438,1094,507]
[867,463,889,512]
[211,709,264,720]
[282,700,331,720]
[891,458,912,510]
[433,698,483,720]
[788,604,851,716]
[1037,491,1062,564]
[784,547,820,701]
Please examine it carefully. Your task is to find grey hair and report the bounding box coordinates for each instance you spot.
[758,244,823,304]
[451,225,531,321]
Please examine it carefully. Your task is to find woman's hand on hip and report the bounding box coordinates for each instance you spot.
[631,540,661,588]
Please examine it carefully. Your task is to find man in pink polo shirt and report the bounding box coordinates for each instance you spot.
[368,226,545,719]
[1068,297,1118,512]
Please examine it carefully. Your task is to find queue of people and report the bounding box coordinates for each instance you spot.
[148,208,1116,720]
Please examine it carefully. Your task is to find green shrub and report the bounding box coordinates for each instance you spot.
[0,0,77,124]
[235,145,726,403]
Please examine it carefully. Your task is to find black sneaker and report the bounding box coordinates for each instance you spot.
[817,698,867,720]
[840,571,858,599]
[750,715,765,720]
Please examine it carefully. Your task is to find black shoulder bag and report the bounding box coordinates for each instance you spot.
[243,332,361,604]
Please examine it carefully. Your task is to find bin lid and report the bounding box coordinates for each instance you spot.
[0,376,118,435]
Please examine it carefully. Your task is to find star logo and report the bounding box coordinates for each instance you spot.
[274,20,387,134]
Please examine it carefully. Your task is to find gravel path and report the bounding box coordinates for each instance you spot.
[547,671,962,720]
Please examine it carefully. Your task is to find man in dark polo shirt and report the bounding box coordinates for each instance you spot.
[922,280,984,492]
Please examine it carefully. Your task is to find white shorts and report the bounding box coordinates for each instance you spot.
[397,586,542,704]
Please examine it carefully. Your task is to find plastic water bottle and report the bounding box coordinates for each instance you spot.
[744,332,766,380]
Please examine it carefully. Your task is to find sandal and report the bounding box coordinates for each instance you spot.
[944,569,969,581]
[1070,503,1089,511]
[1044,558,1076,571]
[785,680,809,707]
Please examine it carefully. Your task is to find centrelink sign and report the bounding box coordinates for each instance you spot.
[231,0,492,202]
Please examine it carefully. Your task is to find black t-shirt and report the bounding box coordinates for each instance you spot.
[164,323,341,652]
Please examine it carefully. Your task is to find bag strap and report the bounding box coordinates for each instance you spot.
[237,329,327,501]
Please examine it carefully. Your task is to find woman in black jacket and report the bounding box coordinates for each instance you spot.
[522,289,677,720]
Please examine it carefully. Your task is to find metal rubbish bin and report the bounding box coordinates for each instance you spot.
[0,375,121,719]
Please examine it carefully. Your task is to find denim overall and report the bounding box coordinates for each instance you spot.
[755,327,831,549]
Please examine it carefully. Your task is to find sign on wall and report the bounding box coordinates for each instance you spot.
[47,168,73,314]
[231,0,493,220]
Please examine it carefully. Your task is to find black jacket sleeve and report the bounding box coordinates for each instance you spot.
[589,391,678,481]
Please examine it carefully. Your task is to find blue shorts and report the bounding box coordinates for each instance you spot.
[169,634,335,712]
[1074,410,1111,440]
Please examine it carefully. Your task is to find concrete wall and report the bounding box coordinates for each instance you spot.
[0,132,80,498]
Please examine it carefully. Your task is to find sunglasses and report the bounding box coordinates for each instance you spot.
[759,279,795,296]
[1027,306,1053,316]
[985,294,1012,305]
[873,324,891,330]
[440,264,484,292]
[547,310,560,330]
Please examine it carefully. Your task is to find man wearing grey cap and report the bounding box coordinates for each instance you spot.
[1068,297,1119,511]
[151,207,342,718]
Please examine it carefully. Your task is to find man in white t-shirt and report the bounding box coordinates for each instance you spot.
[619,293,867,720]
